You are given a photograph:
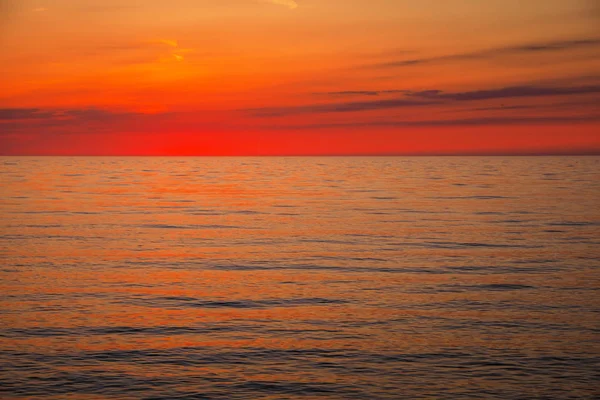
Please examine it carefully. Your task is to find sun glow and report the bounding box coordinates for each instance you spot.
[1,0,599,155]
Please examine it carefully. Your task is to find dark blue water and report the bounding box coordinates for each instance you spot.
[1,157,599,399]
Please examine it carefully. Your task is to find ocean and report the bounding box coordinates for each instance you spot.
[1,156,599,399]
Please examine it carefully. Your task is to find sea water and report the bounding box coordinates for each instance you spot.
[1,157,599,399]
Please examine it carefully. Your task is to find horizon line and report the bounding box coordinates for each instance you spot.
[2,153,600,157]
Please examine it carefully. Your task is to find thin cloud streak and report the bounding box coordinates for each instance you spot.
[261,0,298,9]
[407,85,600,101]
[0,107,139,121]
[264,115,600,130]
[0,107,231,137]
[250,84,600,116]
[374,38,600,68]
[316,90,408,97]
[249,98,437,117]
[0,108,54,120]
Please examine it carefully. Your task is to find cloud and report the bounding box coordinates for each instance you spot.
[0,107,137,123]
[155,39,191,62]
[262,115,600,130]
[249,98,435,117]
[374,37,600,68]
[32,7,47,12]
[158,39,178,48]
[0,108,54,120]
[472,105,538,112]
[407,85,600,101]
[261,0,298,9]
[0,107,178,137]
[250,84,600,116]
[317,90,408,97]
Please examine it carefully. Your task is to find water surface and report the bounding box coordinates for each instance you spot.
[1,157,599,399]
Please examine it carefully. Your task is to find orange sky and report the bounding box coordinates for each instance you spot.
[1,0,599,155]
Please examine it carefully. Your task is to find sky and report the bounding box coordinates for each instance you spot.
[0,0,599,155]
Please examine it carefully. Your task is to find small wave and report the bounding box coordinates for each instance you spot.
[423,241,542,249]
[0,325,255,338]
[139,224,247,230]
[429,195,514,200]
[124,295,348,309]
[547,221,598,227]
[439,283,536,292]
[445,264,560,274]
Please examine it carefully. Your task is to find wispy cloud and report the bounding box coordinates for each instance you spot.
[32,7,47,12]
[158,39,178,48]
[260,0,298,10]
[249,98,435,117]
[0,107,170,136]
[261,115,600,131]
[0,108,54,120]
[316,90,408,97]
[406,85,600,101]
[250,84,600,116]
[155,39,191,62]
[374,38,600,68]
[0,107,140,123]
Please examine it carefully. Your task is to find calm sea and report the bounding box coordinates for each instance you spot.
[1,157,599,399]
